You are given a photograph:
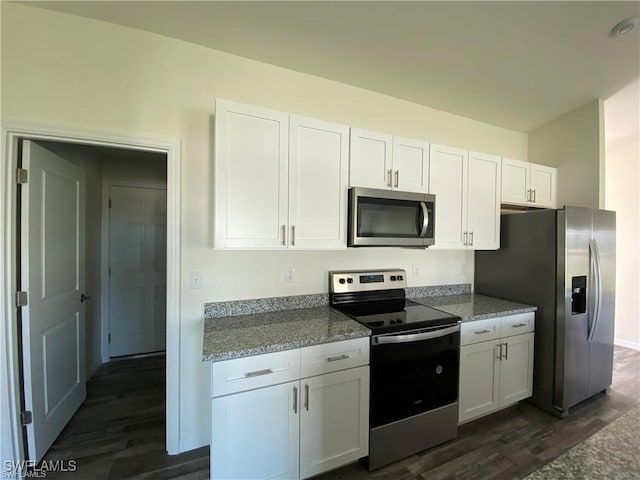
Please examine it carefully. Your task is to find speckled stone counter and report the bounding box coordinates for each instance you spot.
[524,403,640,480]
[202,306,370,362]
[412,293,536,322]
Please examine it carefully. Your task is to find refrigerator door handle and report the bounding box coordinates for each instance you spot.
[588,239,603,342]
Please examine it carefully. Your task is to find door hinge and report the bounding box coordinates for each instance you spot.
[108,198,112,209]
[108,266,111,277]
[15,291,28,308]
[108,334,111,343]
[16,168,28,184]
[21,410,33,426]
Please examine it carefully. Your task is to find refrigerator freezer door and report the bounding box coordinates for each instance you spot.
[555,207,592,411]
[587,210,616,397]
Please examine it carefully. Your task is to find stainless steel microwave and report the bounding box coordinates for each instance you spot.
[347,187,435,247]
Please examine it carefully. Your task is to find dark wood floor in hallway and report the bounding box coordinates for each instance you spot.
[43,346,640,479]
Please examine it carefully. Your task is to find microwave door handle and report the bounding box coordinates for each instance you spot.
[419,202,429,237]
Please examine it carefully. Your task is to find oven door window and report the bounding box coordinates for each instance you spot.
[357,197,424,238]
[370,332,459,428]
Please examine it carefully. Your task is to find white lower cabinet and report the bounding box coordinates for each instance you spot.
[210,338,370,480]
[212,381,300,480]
[300,367,369,479]
[458,313,535,424]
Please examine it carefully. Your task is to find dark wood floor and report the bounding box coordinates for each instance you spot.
[44,346,640,479]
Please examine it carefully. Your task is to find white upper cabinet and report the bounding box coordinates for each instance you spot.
[429,144,468,249]
[501,158,557,208]
[215,99,289,249]
[429,146,501,250]
[289,115,349,249]
[215,100,349,249]
[467,152,502,249]
[349,128,429,193]
[530,163,557,208]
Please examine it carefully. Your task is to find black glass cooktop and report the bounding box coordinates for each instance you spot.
[334,299,459,334]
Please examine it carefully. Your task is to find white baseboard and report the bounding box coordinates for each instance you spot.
[178,435,209,455]
[614,338,640,351]
[86,359,102,379]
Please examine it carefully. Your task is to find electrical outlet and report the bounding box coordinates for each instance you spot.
[412,264,421,277]
[285,267,296,283]
[189,271,203,290]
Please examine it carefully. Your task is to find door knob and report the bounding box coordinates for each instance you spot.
[80,293,91,303]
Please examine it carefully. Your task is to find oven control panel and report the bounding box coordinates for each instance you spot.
[329,269,408,294]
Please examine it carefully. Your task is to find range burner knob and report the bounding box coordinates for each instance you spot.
[390,275,397,281]
[339,278,346,284]
[389,320,396,324]
[347,278,354,284]
[396,319,403,323]
[398,275,404,281]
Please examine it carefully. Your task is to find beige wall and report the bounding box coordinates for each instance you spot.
[528,99,603,209]
[1,4,528,450]
[605,138,640,349]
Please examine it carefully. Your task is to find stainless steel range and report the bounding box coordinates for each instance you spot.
[329,269,461,470]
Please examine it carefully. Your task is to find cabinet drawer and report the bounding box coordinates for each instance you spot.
[301,337,369,378]
[211,349,301,397]
[501,312,535,337]
[460,318,501,346]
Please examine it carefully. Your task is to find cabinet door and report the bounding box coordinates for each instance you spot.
[289,115,349,249]
[467,152,501,250]
[300,367,369,479]
[501,158,530,206]
[349,128,393,189]
[458,341,500,423]
[211,381,300,480]
[429,144,468,249]
[530,164,557,208]
[499,332,534,407]
[215,99,289,248]
[392,136,430,193]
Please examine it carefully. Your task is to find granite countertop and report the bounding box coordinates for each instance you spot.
[202,306,370,362]
[412,293,536,322]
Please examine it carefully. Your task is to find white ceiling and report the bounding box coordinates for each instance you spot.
[21,1,640,133]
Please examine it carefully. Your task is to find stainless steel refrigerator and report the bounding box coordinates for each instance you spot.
[475,206,615,417]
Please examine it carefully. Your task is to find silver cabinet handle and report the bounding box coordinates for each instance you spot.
[470,231,474,247]
[281,225,286,246]
[474,329,492,335]
[463,232,468,246]
[394,170,399,188]
[504,342,509,360]
[512,322,528,328]
[293,385,298,414]
[304,384,309,411]
[387,169,393,187]
[291,225,296,246]
[497,343,503,360]
[327,354,349,362]
[244,368,274,378]
[533,189,537,203]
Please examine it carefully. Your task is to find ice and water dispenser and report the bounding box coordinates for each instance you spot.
[571,276,587,314]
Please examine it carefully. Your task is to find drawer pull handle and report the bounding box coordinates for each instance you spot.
[326,354,350,362]
[293,385,298,414]
[474,329,492,335]
[244,368,274,378]
[512,323,528,328]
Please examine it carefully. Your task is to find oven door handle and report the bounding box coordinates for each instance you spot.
[373,324,459,344]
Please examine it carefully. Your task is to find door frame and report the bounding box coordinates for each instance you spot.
[0,122,182,462]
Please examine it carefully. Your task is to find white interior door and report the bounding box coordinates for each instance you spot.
[20,140,87,463]
[109,186,167,357]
